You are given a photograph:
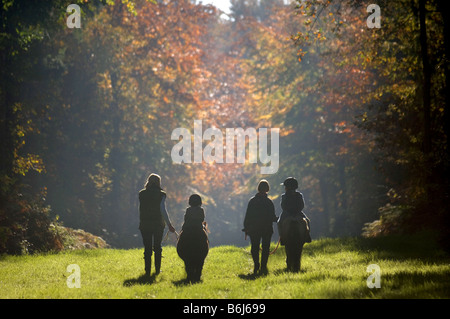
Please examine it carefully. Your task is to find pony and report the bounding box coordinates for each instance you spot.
[279,217,309,272]
[176,222,209,282]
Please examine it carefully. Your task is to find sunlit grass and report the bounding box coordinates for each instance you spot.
[1,236,449,299]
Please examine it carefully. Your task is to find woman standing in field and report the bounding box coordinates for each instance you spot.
[138,173,175,276]
[243,179,278,275]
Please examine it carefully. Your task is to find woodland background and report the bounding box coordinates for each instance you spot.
[1,0,449,253]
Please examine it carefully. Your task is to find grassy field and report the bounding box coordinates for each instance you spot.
[1,236,449,299]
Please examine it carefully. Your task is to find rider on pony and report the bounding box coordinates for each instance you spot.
[277,177,312,245]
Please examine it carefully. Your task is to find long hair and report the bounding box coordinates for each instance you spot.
[144,173,162,189]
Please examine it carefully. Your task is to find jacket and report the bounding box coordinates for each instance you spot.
[278,190,306,223]
[139,186,166,230]
[243,192,277,236]
[182,206,205,231]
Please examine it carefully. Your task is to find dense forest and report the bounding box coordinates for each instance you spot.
[1,0,449,253]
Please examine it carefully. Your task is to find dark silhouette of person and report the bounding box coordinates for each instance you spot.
[178,194,209,282]
[138,173,175,276]
[182,194,205,232]
[243,179,278,275]
[277,177,311,244]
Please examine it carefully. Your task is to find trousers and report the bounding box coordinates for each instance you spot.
[140,226,164,275]
[249,232,272,273]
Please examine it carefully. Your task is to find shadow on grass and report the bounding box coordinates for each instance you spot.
[382,269,450,296]
[272,268,307,276]
[238,272,267,281]
[123,273,157,286]
[173,278,203,286]
[326,269,450,299]
[305,234,449,262]
[239,267,306,280]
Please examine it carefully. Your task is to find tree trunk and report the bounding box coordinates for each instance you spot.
[108,71,124,234]
[419,0,432,155]
[436,0,450,159]
[319,177,331,236]
[0,6,15,176]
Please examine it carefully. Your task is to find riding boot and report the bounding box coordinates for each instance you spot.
[144,255,152,276]
[154,252,161,275]
[260,251,269,274]
[305,219,312,243]
[253,263,260,275]
[305,231,312,243]
[251,250,260,274]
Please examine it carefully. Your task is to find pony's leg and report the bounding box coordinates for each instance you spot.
[288,244,304,273]
[191,266,199,282]
[185,261,193,281]
[285,245,292,271]
[196,259,205,282]
[293,246,301,273]
[298,245,303,271]
[188,259,204,282]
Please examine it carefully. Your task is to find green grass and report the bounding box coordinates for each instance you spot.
[1,236,449,299]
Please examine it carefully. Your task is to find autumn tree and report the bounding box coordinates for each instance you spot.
[290,0,450,243]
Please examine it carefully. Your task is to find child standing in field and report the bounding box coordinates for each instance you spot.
[177,194,209,282]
